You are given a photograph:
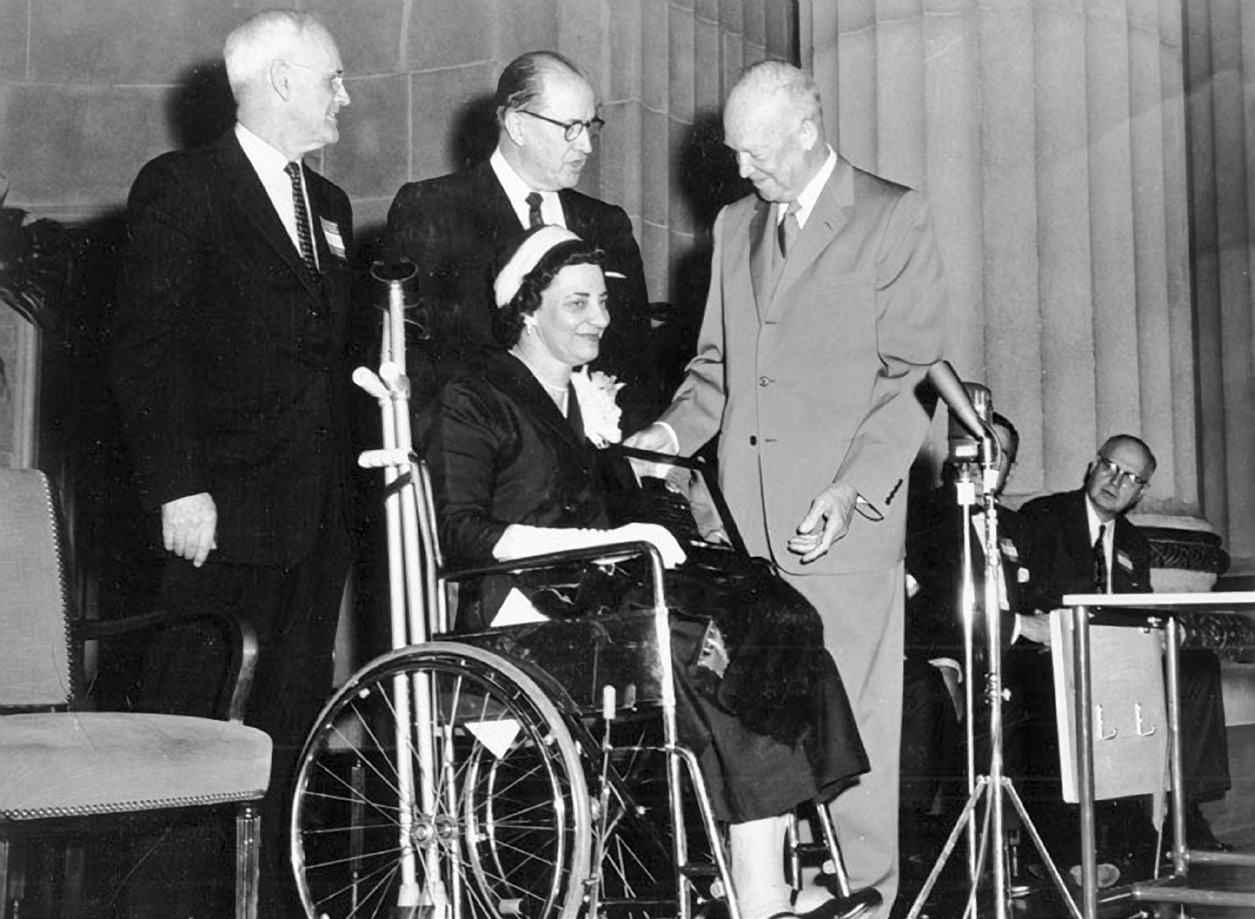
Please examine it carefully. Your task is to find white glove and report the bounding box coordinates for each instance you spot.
[493,523,686,569]
[608,522,687,568]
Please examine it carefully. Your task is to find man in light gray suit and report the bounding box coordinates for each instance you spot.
[629,61,948,918]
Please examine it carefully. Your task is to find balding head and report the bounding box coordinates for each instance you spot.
[496,51,599,191]
[1086,434,1156,520]
[723,61,828,203]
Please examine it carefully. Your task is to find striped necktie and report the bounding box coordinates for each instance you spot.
[778,200,801,259]
[285,161,318,272]
[1092,524,1108,593]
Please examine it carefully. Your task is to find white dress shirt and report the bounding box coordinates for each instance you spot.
[1084,496,1116,593]
[235,122,318,268]
[491,148,565,229]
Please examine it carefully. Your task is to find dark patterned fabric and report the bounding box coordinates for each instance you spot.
[525,191,543,229]
[285,161,317,273]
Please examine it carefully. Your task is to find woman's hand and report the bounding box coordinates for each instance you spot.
[493,522,686,569]
[610,522,687,568]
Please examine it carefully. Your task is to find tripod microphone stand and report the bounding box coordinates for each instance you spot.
[906,438,1083,919]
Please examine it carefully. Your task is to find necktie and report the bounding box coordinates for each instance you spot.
[285,161,317,272]
[778,200,801,259]
[526,192,544,229]
[1092,524,1108,593]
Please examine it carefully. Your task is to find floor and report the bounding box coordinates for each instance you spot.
[896,823,1255,919]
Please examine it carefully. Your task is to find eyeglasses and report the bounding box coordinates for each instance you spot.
[518,110,604,142]
[286,59,346,94]
[1095,455,1149,489]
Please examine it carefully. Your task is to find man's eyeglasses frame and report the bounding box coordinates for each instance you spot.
[519,109,605,142]
[1095,455,1149,489]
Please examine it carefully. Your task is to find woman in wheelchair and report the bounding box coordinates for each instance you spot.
[420,225,869,919]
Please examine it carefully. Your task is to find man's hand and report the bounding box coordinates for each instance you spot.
[623,423,679,481]
[1016,612,1053,646]
[162,492,218,567]
[623,423,678,455]
[787,481,859,563]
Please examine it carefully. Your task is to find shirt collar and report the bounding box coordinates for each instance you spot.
[491,147,563,228]
[1084,495,1115,547]
[235,122,292,176]
[780,145,837,229]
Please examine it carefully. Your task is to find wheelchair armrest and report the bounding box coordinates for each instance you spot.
[76,608,260,723]
[443,540,667,609]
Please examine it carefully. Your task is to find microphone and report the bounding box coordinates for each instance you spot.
[927,360,993,464]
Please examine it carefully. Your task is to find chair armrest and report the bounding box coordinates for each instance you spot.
[76,609,259,723]
[444,540,668,611]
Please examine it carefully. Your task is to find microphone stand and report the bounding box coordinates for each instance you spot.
[906,439,1083,919]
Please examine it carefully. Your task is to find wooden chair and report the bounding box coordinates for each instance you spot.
[0,467,272,918]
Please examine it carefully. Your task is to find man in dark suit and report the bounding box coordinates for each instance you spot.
[385,50,655,428]
[902,413,1025,836]
[110,10,354,916]
[1014,434,1230,884]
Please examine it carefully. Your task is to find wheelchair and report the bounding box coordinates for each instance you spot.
[289,268,878,919]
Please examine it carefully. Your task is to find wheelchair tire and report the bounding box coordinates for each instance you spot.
[291,642,592,919]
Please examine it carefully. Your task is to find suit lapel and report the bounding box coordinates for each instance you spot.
[492,353,586,453]
[1112,517,1142,592]
[219,134,324,301]
[765,158,853,322]
[483,163,528,233]
[559,189,585,236]
[1064,491,1096,588]
[749,199,775,320]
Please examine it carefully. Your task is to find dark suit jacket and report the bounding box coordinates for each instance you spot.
[421,348,869,816]
[1017,488,1152,613]
[906,489,1025,661]
[111,129,355,566]
[419,349,609,568]
[385,159,656,427]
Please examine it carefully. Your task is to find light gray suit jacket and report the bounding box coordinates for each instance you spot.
[661,156,948,576]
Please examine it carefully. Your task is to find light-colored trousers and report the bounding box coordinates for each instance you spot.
[790,563,905,919]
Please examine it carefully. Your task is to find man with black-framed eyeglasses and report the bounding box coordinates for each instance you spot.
[1012,434,1231,887]
[386,50,658,430]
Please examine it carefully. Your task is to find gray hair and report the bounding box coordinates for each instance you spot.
[224,9,327,101]
[729,60,824,125]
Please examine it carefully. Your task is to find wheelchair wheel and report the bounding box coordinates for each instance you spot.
[577,716,709,919]
[292,642,591,919]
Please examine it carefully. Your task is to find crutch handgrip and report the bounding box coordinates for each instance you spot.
[379,361,410,395]
[359,448,415,468]
[353,366,390,401]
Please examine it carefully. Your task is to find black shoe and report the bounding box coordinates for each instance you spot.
[797,889,882,919]
[1185,802,1233,852]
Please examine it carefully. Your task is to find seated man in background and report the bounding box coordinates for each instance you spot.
[385,50,657,429]
[1014,434,1230,886]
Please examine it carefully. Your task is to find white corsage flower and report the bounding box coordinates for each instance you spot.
[571,367,625,448]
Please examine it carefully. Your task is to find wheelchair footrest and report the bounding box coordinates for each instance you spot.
[823,889,882,919]
[679,862,720,881]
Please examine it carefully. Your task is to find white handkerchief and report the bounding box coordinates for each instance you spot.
[490,587,549,627]
[466,720,520,759]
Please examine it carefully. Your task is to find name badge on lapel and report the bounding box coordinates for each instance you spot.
[320,218,346,260]
[1116,550,1134,574]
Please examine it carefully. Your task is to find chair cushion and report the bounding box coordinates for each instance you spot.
[0,712,272,820]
